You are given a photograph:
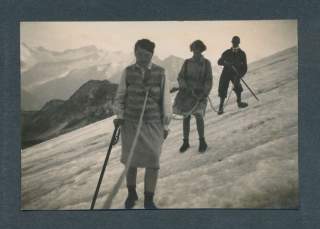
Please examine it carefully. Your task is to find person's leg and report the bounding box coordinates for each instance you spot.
[144,168,159,209]
[195,114,204,139]
[218,75,230,115]
[195,114,207,153]
[126,167,137,187]
[144,168,159,193]
[218,97,225,115]
[125,167,138,209]
[231,76,247,108]
[180,115,191,152]
[183,115,191,139]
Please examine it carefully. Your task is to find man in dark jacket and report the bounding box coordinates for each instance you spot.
[217,36,248,115]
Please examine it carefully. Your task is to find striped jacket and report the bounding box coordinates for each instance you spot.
[113,63,172,126]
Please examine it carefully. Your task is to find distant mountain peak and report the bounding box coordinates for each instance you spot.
[37,46,50,52]
[80,79,111,89]
[68,79,114,101]
[164,54,183,60]
[40,99,65,112]
[63,45,98,54]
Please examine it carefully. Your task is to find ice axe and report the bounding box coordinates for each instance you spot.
[230,65,259,101]
[90,121,121,210]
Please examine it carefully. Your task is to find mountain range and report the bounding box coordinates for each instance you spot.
[21,80,118,149]
[21,43,185,110]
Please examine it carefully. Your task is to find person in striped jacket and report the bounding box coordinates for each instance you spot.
[113,39,172,209]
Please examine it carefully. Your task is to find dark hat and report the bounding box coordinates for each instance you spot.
[134,39,155,53]
[232,36,240,43]
[190,40,207,52]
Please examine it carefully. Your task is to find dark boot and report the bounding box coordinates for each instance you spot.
[217,104,224,115]
[144,192,158,209]
[236,93,248,108]
[237,101,248,108]
[179,139,190,153]
[125,186,138,209]
[199,138,208,153]
[217,97,224,115]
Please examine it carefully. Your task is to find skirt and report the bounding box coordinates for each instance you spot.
[172,89,207,117]
[120,120,164,169]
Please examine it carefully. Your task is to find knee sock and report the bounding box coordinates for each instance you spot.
[183,116,191,140]
[144,168,159,193]
[126,167,137,187]
[219,97,225,109]
[195,115,205,139]
[236,92,241,103]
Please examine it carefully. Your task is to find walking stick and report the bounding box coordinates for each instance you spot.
[240,78,259,101]
[231,65,259,101]
[90,124,121,210]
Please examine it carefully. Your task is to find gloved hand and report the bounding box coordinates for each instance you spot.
[113,118,124,127]
[170,87,180,93]
[164,129,169,139]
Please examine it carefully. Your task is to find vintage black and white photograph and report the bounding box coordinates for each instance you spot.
[20,20,298,210]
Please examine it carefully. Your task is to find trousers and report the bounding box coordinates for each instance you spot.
[218,74,243,98]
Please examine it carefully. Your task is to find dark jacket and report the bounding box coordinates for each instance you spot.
[218,48,247,78]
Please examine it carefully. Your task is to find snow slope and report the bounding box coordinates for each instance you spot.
[21,46,298,209]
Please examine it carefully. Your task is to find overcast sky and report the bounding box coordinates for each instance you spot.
[21,20,297,63]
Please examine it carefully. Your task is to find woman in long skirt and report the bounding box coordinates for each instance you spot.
[113,39,172,209]
[174,40,213,153]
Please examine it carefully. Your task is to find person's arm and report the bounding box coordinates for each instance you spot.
[218,51,227,66]
[112,69,127,120]
[161,70,172,132]
[217,54,225,66]
[203,60,213,97]
[240,52,248,77]
[218,50,232,67]
[177,60,188,89]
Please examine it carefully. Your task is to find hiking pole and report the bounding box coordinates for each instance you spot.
[90,123,121,210]
[240,78,259,101]
[230,65,259,101]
